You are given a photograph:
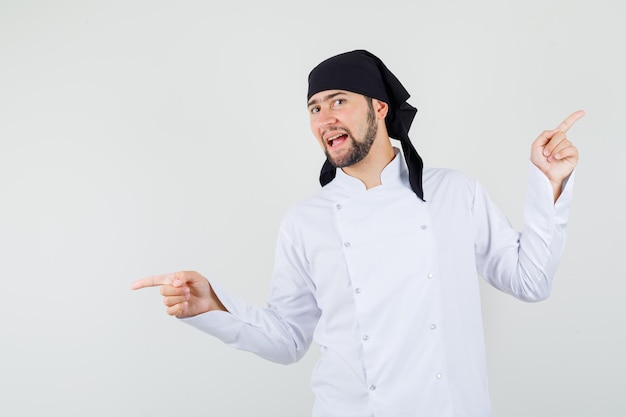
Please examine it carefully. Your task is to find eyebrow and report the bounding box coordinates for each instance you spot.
[307,92,346,107]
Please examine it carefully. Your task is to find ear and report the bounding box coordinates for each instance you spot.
[372,98,389,119]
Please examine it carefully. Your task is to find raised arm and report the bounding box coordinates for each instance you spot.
[474,110,584,301]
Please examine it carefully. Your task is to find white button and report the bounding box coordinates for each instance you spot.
[420,225,427,230]
[427,273,433,279]
[436,373,442,379]
[369,384,377,391]
[335,203,342,210]
[430,324,437,330]
[362,335,369,341]
[354,288,362,294]
[344,242,351,248]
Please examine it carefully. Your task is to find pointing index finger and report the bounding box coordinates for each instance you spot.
[555,110,585,133]
[130,273,176,290]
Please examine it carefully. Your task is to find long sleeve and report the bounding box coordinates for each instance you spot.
[180,226,321,365]
[473,163,575,301]
[170,152,575,416]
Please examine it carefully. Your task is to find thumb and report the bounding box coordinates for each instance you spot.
[171,271,202,288]
[533,129,557,149]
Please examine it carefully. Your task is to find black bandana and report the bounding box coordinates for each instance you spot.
[307,49,424,201]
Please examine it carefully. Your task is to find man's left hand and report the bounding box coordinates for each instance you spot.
[530,110,584,201]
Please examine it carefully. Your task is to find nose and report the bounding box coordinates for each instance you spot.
[315,106,337,128]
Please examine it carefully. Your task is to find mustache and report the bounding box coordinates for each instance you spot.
[322,126,352,139]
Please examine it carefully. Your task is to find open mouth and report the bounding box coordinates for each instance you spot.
[327,133,348,148]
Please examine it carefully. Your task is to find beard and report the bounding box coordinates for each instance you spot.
[325,101,378,168]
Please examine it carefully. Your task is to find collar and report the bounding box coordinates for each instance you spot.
[331,147,410,192]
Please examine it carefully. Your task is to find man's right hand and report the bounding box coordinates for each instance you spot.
[131,271,227,318]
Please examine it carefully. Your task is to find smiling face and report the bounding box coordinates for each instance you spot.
[307,90,380,168]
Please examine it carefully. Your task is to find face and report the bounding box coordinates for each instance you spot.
[307,90,378,168]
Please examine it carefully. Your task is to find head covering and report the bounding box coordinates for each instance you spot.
[307,49,424,201]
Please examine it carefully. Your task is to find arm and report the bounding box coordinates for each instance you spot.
[130,271,226,317]
[131,226,320,365]
[473,163,574,301]
[473,111,582,301]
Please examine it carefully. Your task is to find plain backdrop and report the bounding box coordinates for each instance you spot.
[1,1,624,416]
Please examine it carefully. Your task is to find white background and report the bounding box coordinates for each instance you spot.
[1,1,624,416]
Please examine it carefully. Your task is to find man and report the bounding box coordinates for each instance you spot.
[132,50,583,416]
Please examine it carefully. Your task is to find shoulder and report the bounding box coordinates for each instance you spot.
[278,186,334,232]
[423,166,477,199]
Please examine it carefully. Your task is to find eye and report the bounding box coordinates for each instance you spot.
[333,98,345,106]
[310,106,320,114]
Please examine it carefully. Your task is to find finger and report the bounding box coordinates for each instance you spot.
[166,302,188,317]
[551,142,578,162]
[542,131,568,157]
[170,271,203,288]
[550,137,572,155]
[532,129,557,149]
[160,284,190,297]
[130,273,176,290]
[163,295,189,307]
[555,110,585,133]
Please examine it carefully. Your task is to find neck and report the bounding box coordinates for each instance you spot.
[342,137,395,189]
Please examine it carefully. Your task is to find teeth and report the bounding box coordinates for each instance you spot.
[327,133,343,142]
